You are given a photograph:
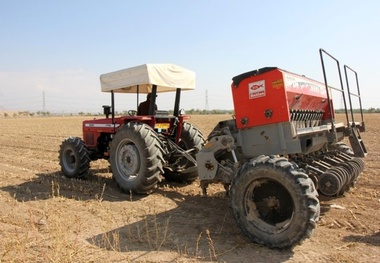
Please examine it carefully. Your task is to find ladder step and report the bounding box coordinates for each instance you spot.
[349,128,367,157]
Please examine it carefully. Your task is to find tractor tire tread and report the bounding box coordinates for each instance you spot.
[59,137,90,179]
[110,122,164,194]
[229,155,320,248]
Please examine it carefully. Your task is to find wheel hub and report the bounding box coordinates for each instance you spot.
[264,196,280,210]
[245,179,294,233]
[63,149,76,172]
[118,144,140,177]
[68,153,75,164]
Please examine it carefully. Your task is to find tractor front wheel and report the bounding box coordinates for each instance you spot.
[59,137,90,179]
[110,122,164,194]
[229,155,320,248]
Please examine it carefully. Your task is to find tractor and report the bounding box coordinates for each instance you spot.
[59,49,367,249]
[59,64,205,194]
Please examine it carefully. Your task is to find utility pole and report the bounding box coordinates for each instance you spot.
[42,90,46,115]
[205,89,209,111]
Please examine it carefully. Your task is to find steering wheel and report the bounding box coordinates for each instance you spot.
[128,110,137,116]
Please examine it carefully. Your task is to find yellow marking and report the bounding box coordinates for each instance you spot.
[272,79,284,89]
[155,123,170,129]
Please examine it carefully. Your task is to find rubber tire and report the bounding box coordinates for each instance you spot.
[229,155,320,249]
[110,122,164,194]
[59,137,90,179]
[163,122,205,183]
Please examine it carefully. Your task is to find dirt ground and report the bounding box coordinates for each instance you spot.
[0,114,379,263]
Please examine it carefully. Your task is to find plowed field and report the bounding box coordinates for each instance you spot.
[0,114,379,262]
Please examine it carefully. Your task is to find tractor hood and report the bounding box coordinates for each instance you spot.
[100,64,195,93]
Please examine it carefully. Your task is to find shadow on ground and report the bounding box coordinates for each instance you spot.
[0,168,142,202]
[86,189,295,262]
[0,169,296,261]
[0,168,315,262]
[343,231,380,246]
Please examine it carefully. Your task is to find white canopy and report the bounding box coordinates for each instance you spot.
[100,64,196,93]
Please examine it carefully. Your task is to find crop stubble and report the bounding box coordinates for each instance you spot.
[0,114,379,262]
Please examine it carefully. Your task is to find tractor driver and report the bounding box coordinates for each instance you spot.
[137,93,157,115]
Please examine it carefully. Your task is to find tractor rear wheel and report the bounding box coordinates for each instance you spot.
[163,122,205,183]
[110,122,164,194]
[59,137,90,179]
[229,155,320,248]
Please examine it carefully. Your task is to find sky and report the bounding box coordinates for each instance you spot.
[0,0,379,114]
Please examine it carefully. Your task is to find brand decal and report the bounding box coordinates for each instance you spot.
[249,80,266,99]
[285,75,327,95]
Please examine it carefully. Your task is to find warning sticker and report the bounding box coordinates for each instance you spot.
[249,80,266,99]
[272,79,284,89]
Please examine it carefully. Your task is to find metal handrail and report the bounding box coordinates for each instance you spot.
[319,49,350,139]
[344,65,365,131]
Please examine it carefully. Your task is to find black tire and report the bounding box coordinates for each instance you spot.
[163,122,205,183]
[229,155,320,249]
[110,122,164,194]
[59,137,90,179]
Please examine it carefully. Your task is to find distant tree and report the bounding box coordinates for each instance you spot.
[18,111,30,117]
[368,107,375,113]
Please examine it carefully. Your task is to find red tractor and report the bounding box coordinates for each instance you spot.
[59,64,205,194]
